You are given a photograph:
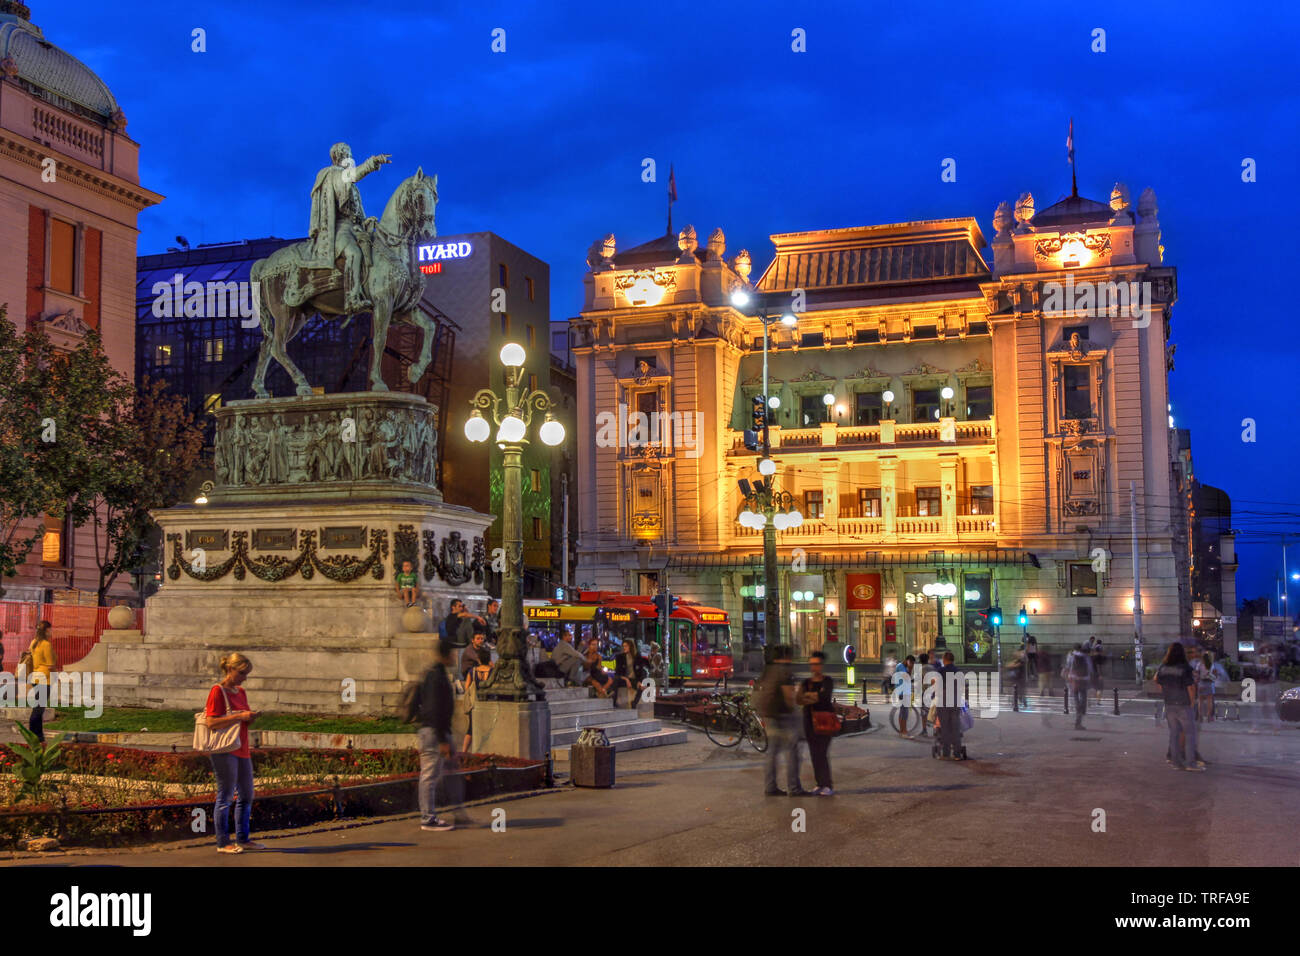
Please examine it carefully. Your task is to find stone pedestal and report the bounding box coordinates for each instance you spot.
[106,392,495,715]
[470,699,551,761]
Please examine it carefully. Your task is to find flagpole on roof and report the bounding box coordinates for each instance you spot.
[1068,117,1078,198]
[667,163,677,236]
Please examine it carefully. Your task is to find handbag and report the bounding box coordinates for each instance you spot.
[192,685,243,755]
[811,709,841,735]
[958,703,974,731]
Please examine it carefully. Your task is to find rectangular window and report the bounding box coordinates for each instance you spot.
[204,338,224,363]
[967,321,990,336]
[526,276,535,302]
[800,332,825,348]
[912,325,938,340]
[1077,607,1093,625]
[965,385,993,419]
[41,514,63,565]
[500,314,510,335]
[859,488,882,518]
[855,328,880,344]
[154,344,173,367]
[1063,324,1090,341]
[49,219,76,293]
[526,326,535,347]
[805,490,825,519]
[800,394,824,427]
[854,391,882,426]
[916,486,942,517]
[1069,563,1099,597]
[532,516,543,540]
[912,388,940,422]
[498,263,508,288]
[1063,365,1092,419]
[530,469,541,492]
[969,485,994,514]
[203,393,222,415]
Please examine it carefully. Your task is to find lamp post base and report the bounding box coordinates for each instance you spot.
[477,625,546,701]
[470,698,552,760]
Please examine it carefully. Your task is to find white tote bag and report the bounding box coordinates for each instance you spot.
[192,684,243,755]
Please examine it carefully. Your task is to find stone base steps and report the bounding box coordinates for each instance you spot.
[538,679,685,754]
[552,728,689,758]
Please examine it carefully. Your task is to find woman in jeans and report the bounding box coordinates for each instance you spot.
[205,653,263,853]
[26,621,58,742]
[799,651,836,795]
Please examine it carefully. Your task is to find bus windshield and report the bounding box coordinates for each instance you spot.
[695,624,731,654]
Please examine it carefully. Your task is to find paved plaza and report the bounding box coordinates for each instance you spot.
[8,708,1297,867]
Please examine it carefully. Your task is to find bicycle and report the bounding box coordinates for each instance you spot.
[703,692,768,752]
[888,698,931,737]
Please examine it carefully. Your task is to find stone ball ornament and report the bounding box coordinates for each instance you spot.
[402,605,429,634]
[106,605,135,630]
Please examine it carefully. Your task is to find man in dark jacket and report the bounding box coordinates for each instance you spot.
[417,641,457,831]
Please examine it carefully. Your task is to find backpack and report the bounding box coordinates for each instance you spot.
[1069,651,1089,678]
[438,619,448,640]
[399,678,423,724]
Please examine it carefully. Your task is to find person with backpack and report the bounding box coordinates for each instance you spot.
[1062,643,1094,730]
[204,652,263,853]
[798,651,836,795]
[412,640,458,830]
[758,645,804,796]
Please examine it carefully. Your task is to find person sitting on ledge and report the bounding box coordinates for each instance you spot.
[585,644,616,698]
[395,560,420,608]
[550,626,587,686]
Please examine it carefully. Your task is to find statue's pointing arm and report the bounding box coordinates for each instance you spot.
[356,154,393,180]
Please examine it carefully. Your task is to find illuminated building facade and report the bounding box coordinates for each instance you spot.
[0,1,161,603]
[571,182,1193,670]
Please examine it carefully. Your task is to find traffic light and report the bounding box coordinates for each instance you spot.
[743,396,767,451]
[652,592,681,615]
[1017,606,1028,626]
[987,606,1002,627]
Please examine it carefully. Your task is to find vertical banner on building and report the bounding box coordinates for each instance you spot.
[846,573,882,610]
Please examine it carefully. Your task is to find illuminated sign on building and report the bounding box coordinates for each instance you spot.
[416,241,473,275]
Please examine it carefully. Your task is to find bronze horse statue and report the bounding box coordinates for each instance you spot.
[249,169,439,397]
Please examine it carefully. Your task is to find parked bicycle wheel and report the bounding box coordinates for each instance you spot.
[746,713,768,752]
[889,705,922,736]
[705,700,744,747]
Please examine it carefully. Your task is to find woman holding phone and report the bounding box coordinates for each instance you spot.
[205,652,263,853]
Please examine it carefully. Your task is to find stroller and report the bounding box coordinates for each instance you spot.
[928,701,973,760]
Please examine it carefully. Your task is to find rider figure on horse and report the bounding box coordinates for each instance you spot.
[307,142,391,315]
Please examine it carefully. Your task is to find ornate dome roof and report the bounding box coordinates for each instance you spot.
[0,2,120,122]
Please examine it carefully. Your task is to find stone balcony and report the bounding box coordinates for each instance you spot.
[728,512,995,545]
[728,417,995,455]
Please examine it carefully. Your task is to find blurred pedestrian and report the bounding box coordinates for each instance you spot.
[916,653,932,737]
[799,651,836,795]
[1156,642,1203,772]
[1089,638,1105,704]
[1036,645,1053,696]
[417,639,458,830]
[757,645,804,796]
[1062,643,1093,730]
[1025,634,1038,679]
[893,654,916,735]
[205,652,263,852]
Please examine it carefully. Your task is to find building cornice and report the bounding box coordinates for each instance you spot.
[0,129,163,212]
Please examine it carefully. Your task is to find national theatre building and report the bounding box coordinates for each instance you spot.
[570,180,1185,672]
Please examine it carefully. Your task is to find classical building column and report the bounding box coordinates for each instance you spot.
[821,457,840,532]
[881,457,898,537]
[940,455,958,537]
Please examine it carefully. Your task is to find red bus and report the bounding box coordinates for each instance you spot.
[564,591,733,681]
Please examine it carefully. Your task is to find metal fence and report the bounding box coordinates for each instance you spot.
[0,603,145,671]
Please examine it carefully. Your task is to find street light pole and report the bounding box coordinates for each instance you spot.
[464,343,567,701]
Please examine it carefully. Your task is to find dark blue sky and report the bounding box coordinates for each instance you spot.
[41,0,1300,606]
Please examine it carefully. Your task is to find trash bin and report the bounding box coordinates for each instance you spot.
[571,727,615,788]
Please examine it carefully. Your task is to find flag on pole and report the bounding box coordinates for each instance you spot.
[1066,118,1074,165]
[668,164,677,203]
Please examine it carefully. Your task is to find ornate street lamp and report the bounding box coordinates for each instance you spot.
[731,287,798,657]
[464,342,565,700]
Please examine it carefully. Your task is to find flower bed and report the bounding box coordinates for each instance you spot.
[0,744,545,849]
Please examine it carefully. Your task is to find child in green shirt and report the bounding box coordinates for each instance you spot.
[395,560,420,607]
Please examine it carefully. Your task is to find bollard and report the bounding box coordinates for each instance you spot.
[1113,687,1120,716]
[1012,683,1019,712]
[1063,686,1069,715]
